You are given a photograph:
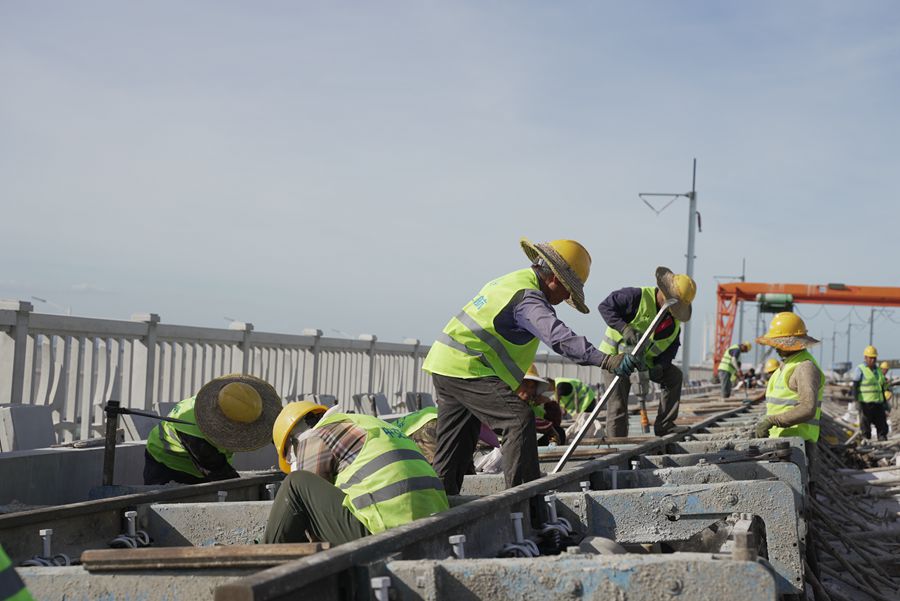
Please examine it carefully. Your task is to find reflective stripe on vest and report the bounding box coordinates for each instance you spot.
[598,287,680,368]
[394,407,438,438]
[765,350,824,442]
[0,546,34,601]
[857,365,887,403]
[145,397,234,478]
[718,344,740,375]
[317,412,449,534]
[422,269,541,389]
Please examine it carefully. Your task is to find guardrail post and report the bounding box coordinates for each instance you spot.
[130,313,160,410]
[404,338,421,393]
[229,322,254,374]
[2,300,33,404]
[359,334,377,394]
[303,329,323,395]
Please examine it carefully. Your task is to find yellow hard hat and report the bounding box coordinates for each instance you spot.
[886,390,893,401]
[546,240,591,284]
[757,312,819,352]
[521,238,592,313]
[272,401,328,474]
[656,267,695,322]
[864,345,878,358]
[741,342,752,352]
[764,358,780,375]
[217,382,263,424]
[880,361,890,371]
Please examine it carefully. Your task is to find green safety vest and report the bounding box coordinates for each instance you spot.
[0,545,35,601]
[423,269,542,389]
[718,344,741,380]
[765,350,823,442]
[531,403,546,419]
[598,287,681,369]
[394,407,438,437]
[146,397,234,478]
[316,412,449,534]
[857,364,887,403]
[554,377,597,413]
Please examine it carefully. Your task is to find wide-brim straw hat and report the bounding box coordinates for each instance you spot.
[655,266,693,322]
[755,334,820,352]
[523,370,550,397]
[521,238,589,313]
[195,374,282,452]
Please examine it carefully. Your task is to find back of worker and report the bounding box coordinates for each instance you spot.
[266,403,448,545]
[394,406,438,463]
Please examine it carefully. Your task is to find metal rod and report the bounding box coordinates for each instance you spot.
[551,298,678,473]
[683,158,698,381]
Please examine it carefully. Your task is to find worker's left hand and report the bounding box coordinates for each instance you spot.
[608,353,638,377]
[754,416,773,438]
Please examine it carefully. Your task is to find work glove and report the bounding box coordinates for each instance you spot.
[621,325,640,347]
[607,353,638,377]
[754,416,774,439]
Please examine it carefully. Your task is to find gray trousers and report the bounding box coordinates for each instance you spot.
[720,375,733,399]
[603,364,682,437]
[432,373,539,496]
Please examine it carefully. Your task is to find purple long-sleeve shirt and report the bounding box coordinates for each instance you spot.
[597,286,680,367]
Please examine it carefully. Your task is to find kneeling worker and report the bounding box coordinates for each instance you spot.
[598,267,696,436]
[394,406,439,463]
[265,402,449,546]
[753,313,823,459]
[144,374,281,485]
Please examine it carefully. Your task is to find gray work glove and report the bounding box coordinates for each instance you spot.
[606,353,638,377]
[754,416,774,438]
[621,325,640,347]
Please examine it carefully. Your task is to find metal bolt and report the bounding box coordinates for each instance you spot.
[510,512,525,543]
[661,500,678,517]
[39,528,53,558]
[630,459,640,470]
[565,546,581,555]
[448,534,466,559]
[124,510,137,537]
[697,458,707,466]
[609,465,619,489]
[217,491,228,503]
[265,483,278,500]
[726,493,739,506]
[370,576,391,601]
[545,495,558,523]
[579,480,591,492]
[668,578,683,595]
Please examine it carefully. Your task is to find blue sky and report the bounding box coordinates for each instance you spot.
[2,2,900,368]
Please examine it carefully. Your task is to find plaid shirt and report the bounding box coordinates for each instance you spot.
[292,420,367,483]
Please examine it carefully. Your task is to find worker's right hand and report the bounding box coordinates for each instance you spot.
[621,325,640,346]
[608,353,638,377]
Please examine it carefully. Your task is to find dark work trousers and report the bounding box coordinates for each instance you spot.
[143,450,207,485]
[603,364,682,437]
[264,471,368,545]
[432,374,539,496]
[720,375,734,399]
[858,401,889,441]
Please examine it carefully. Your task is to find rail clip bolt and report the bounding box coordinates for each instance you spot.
[124,511,138,537]
[265,483,278,500]
[544,495,559,523]
[726,493,739,506]
[217,491,228,503]
[630,459,640,470]
[39,528,53,558]
[510,512,526,543]
[580,480,591,492]
[609,465,619,489]
[448,534,466,559]
[668,578,683,595]
[370,576,392,601]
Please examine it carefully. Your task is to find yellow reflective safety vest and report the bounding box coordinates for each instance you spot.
[146,397,234,478]
[598,287,681,369]
[857,364,887,403]
[394,407,438,437]
[423,269,542,389]
[0,545,35,601]
[718,344,741,381]
[317,412,449,534]
[554,377,597,413]
[765,350,823,442]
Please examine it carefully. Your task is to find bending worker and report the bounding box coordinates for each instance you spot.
[265,401,448,545]
[598,267,696,437]
[718,341,751,399]
[747,358,781,403]
[852,346,889,441]
[422,238,636,495]
[394,406,438,463]
[753,313,823,462]
[553,377,597,416]
[144,374,280,485]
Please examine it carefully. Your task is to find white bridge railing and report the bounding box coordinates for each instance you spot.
[0,300,604,442]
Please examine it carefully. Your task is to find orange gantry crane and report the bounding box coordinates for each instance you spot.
[713,282,900,376]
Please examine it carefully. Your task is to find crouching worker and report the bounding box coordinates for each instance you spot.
[144,374,281,485]
[394,406,438,463]
[265,402,449,546]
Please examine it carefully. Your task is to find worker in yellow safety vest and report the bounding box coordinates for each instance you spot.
[747,358,781,403]
[718,342,751,399]
[518,366,565,444]
[394,406,439,463]
[553,377,597,415]
[422,238,635,495]
[852,346,890,441]
[0,544,34,601]
[144,374,281,485]
[753,313,824,463]
[265,401,449,545]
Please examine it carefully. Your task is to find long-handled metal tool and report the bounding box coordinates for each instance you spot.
[551,297,678,473]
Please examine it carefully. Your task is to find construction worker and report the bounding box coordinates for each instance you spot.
[518,366,565,445]
[144,374,281,485]
[422,238,636,495]
[553,377,597,415]
[852,346,889,441]
[265,402,449,545]
[1,544,34,601]
[598,267,697,436]
[394,406,438,463]
[753,313,823,460]
[718,341,751,399]
[747,358,782,403]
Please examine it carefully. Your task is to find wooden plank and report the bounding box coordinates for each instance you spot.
[82,543,329,571]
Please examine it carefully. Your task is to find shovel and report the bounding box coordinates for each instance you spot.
[551,297,679,474]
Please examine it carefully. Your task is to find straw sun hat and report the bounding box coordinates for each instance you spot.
[655,266,697,323]
[194,374,282,452]
[521,238,592,313]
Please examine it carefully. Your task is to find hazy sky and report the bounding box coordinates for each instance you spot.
[3,1,900,367]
